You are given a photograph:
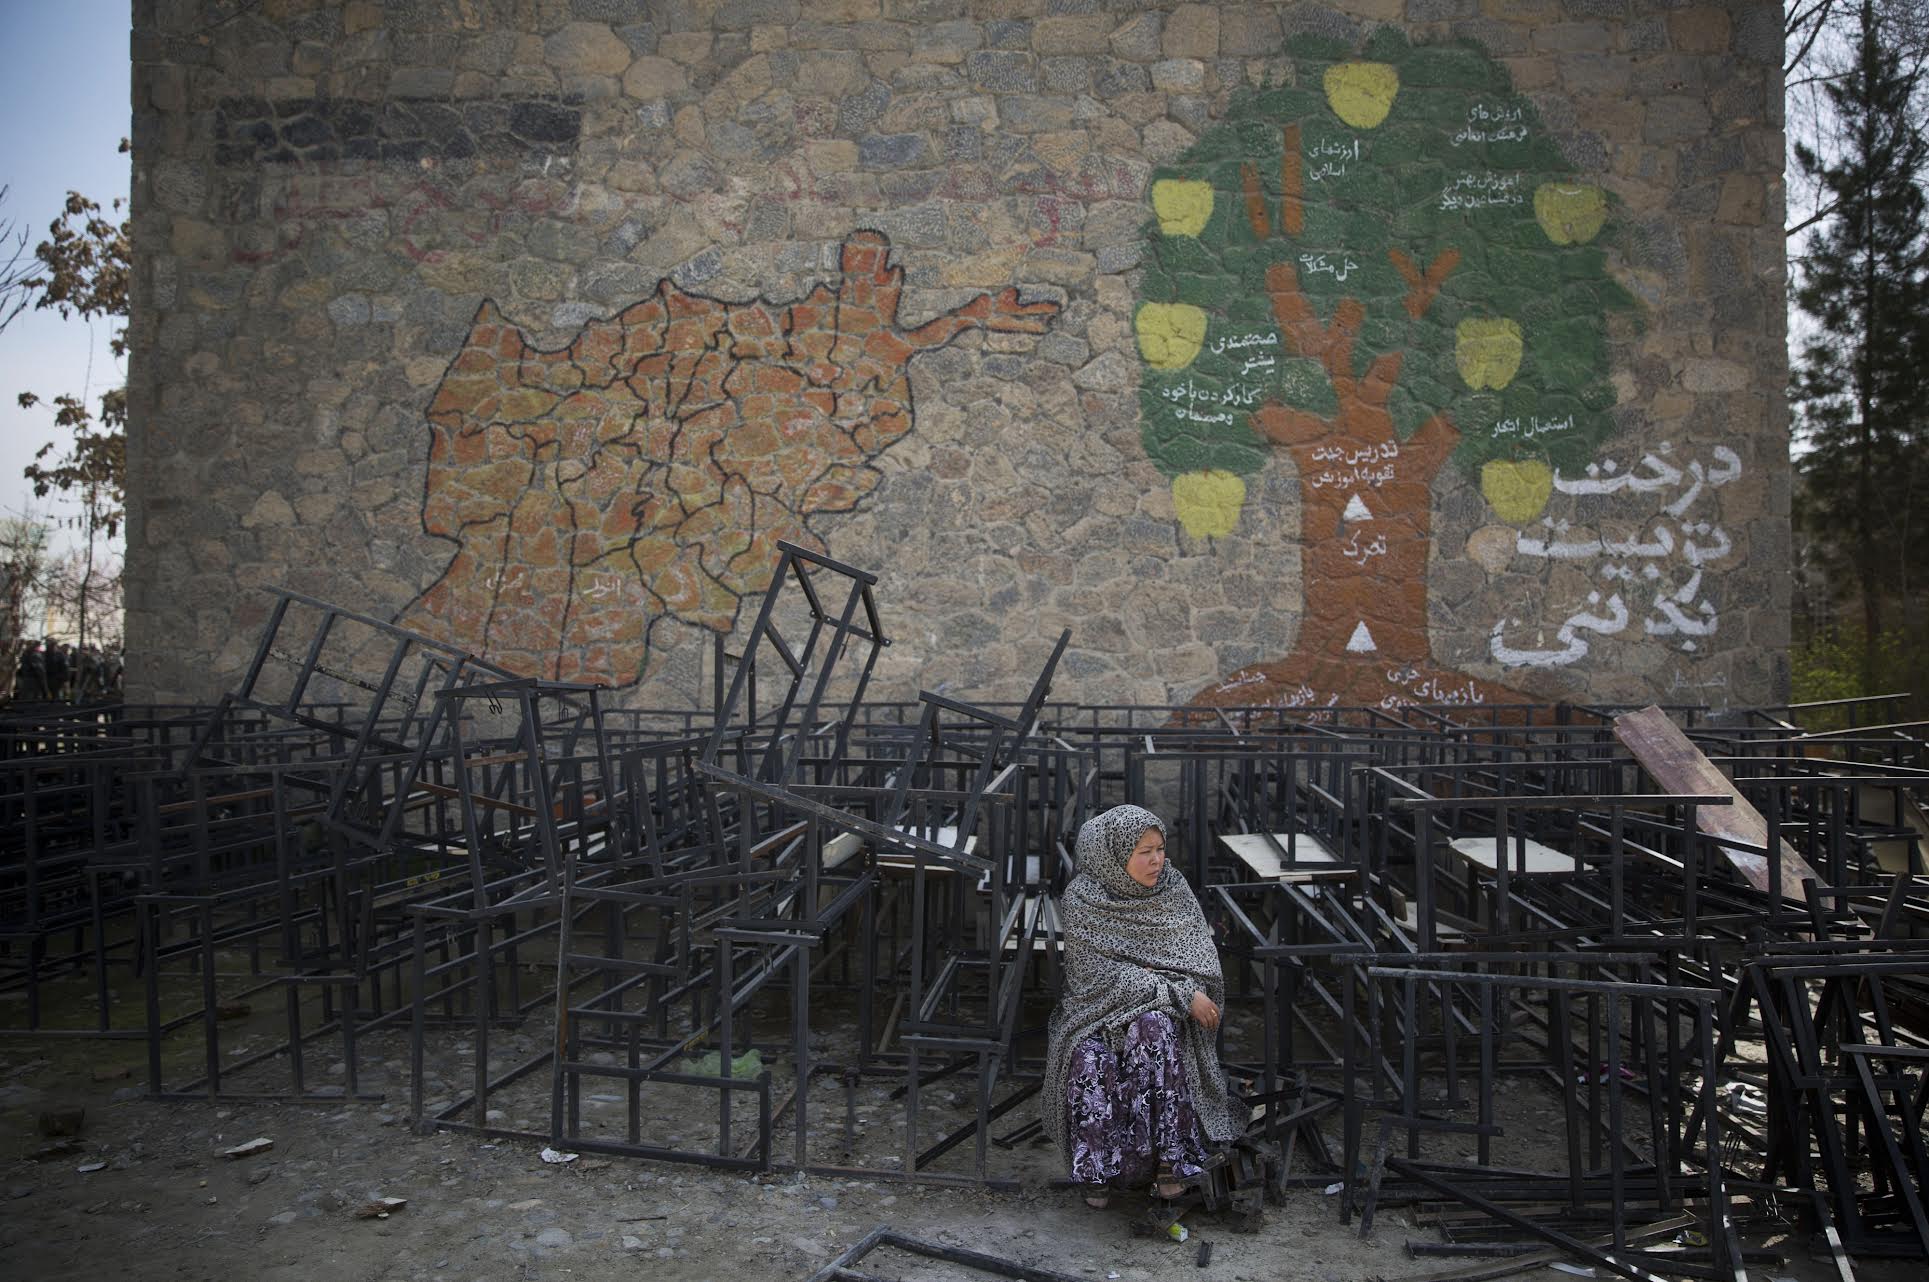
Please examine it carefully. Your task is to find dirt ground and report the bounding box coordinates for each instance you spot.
[0,1089,1375,1282]
[2,1027,1919,1282]
[0,957,1914,1282]
[0,1021,1378,1282]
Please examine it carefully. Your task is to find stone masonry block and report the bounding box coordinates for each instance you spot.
[1217,7,1281,57]
[1033,15,1110,54]
[967,48,1036,91]
[544,22,636,76]
[1668,8,1732,55]
[1109,12,1161,62]
[1162,5,1218,60]
[1531,22,1614,54]
[1151,59,1205,92]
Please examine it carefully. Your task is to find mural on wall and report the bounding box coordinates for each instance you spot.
[1136,31,1642,711]
[398,230,1057,684]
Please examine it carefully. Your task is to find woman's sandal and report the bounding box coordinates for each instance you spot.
[1083,1191,1111,1210]
[1152,1166,1186,1199]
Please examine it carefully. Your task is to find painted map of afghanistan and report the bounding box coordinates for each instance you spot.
[399,231,1057,684]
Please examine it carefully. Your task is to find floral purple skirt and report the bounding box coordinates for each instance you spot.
[1064,1010,1209,1187]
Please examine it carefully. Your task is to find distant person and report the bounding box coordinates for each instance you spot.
[43,640,69,702]
[14,639,46,700]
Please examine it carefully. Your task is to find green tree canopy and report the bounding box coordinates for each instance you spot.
[1136,30,1632,507]
[15,175,130,541]
[1790,0,1929,690]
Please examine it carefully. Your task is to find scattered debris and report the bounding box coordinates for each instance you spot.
[354,1196,407,1219]
[76,1161,107,1174]
[683,1048,764,1080]
[538,1147,577,1165]
[223,1138,273,1160]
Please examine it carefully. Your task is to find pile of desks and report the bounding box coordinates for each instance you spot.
[1,555,1924,1276]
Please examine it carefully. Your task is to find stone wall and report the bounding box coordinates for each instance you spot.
[126,0,1789,713]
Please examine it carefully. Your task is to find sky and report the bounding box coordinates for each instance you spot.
[0,1,132,545]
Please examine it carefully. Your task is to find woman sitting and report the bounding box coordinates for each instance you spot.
[1044,804,1239,1206]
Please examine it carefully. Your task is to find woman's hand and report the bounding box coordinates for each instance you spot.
[1189,989,1220,1031]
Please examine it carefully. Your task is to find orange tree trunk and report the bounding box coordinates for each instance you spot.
[1188,261,1532,715]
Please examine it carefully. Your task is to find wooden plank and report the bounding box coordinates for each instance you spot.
[821,830,864,871]
[1613,704,1818,901]
[820,825,979,875]
[1391,899,1468,940]
[1447,835,1582,876]
[1218,831,1350,881]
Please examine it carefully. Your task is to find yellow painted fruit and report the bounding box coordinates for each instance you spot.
[1135,302,1209,371]
[1151,179,1214,237]
[1323,62,1399,129]
[1533,183,1608,245]
[1480,459,1554,525]
[1173,470,1246,540]
[1455,317,1524,391]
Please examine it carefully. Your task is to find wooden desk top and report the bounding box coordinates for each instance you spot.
[1217,830,1352,882]
[1446,835,1583,876]
[821,825,979,873]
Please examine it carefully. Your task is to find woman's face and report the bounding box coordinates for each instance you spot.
[1126,828,1166,888]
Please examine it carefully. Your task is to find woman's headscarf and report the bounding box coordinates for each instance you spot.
[1042,804,1239,1162]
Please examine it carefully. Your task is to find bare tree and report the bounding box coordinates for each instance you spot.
[43,536,124,654]
[1788,0,1929,242]
[0,186,33,334]
[0,512,56,702]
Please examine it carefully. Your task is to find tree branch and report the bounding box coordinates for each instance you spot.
[1387,248,1460,319]
[1265,259,1368,396]
[1786,197,1843,239]
[1786,0,1840,75]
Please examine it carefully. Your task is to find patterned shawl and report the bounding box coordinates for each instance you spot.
[1042,804,1239,1163]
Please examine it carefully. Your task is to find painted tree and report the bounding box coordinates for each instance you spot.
[1135,31,1634,712]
